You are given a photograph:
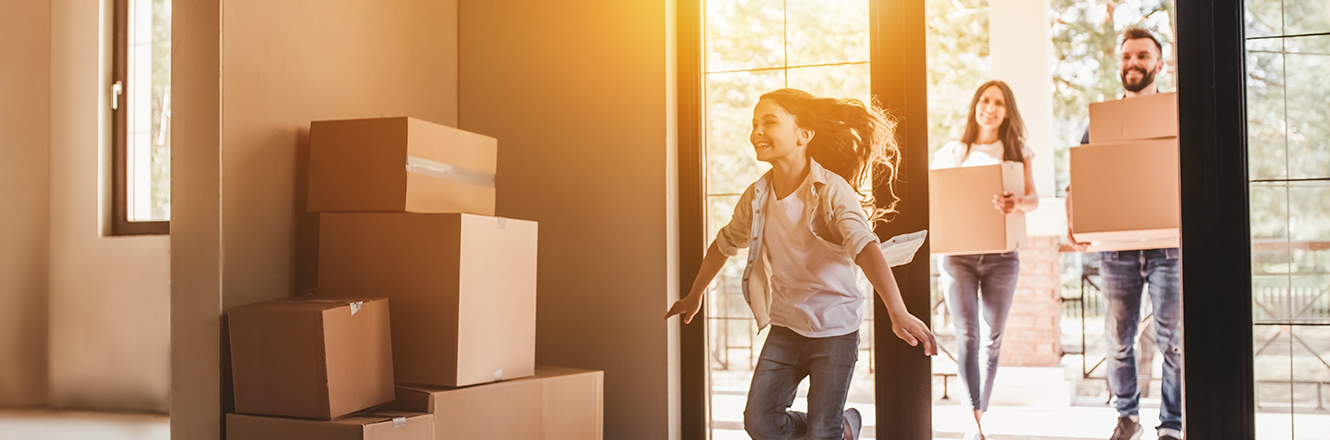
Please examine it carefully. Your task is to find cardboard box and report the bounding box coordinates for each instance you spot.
[1088,92,1177,143]
[383,366,604,440]
[226,411,433,440]
[1070,137,1180,246]
[929,162,1027,255]
[308,116,497,215]
[1084,236,1180,253]
[317,213,537,387]
[228,298,395,420]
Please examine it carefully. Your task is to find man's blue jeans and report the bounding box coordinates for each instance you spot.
[744,325,859,440]
[1099,248,1182,433]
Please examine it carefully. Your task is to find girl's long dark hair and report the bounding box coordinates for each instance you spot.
[959,80,1026,162]
[759,88,901,223]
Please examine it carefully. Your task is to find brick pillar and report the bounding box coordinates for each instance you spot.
[999,235,1063,367]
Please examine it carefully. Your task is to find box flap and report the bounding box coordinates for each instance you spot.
[323,298,396,418]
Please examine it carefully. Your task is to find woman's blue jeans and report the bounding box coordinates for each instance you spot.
[744,326,859,440]
[1099,248,1182,433]
[942,251,1021,412]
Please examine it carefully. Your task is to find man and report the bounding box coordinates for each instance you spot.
[1066,27,1183,440]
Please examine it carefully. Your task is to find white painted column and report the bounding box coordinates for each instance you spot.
[990,0,1054,197]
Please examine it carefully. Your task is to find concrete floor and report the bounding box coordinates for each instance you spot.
[0,410,168,440]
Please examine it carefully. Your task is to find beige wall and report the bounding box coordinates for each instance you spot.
[458,2,681,439]
[0,0,52,409]
[46,0,171,413]
[172,0,459,437]
[991,0,1054,197]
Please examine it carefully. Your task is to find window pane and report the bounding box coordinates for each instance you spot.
[785,63,871,106]
[1291,326,1330,436]
[785,0,870,66]
[1284,48,1330,180]
[927,0,989,157]
[1247,42,1287,181]
[1252,184,1291,322]
[126,0,171,222]
[1285,0,1330,36]
[705,0,785,72]
[1254,325,1294,437]
[705,70,781,195]
[1247,0,1284,38]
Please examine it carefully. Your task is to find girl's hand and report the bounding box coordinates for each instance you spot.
[664,294,704,324]
[889,310,938,356]
[992,192,1018,214]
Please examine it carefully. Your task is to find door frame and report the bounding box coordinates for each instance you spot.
[678,0,1256,438]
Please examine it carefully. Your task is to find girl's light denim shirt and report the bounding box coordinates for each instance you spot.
[714,158,880,331]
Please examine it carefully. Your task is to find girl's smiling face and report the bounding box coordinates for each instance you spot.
[974,85,1007,131]
[750,98,813,163]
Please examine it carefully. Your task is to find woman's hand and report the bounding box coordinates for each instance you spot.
[664,293,704,324]
[889,310,938,356]
[992,192,1018,214]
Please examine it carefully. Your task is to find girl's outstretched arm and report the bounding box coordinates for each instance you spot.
[664,241,730,324]
[855,244,938,356]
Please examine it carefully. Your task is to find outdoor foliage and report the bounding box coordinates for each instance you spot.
[925,0,990,156]
[1049,0,1174,195]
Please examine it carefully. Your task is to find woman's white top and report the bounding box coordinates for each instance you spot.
[762,174,864,338]
[929,140,1033,169]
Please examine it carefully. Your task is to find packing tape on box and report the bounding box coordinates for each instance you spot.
[350,301,363,315]
[497,218,506,229]
[494,369,503,381]
[405,156,496,188]
[393,417,406,428]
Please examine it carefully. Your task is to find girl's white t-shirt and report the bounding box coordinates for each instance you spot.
[762,175,864,338]
[929,140,1033,169]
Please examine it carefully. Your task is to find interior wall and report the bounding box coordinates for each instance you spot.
[458,2,681,439]
[172,0,459,437]
[0,0,52,409]
[46,0,171,413]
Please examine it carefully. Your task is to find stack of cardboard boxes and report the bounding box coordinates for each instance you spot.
[224,117,603,440]
[1071,92,1180,251]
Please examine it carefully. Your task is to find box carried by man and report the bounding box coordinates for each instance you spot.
[1071,92,1180,251]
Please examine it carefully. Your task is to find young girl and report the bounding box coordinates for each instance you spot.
[664,88,937,440]
[930,80,1039,440]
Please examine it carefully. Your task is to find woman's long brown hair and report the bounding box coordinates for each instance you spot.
[959,80,1026,162]
[758,88,901,223]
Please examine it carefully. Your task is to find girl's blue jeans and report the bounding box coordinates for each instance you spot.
[1099,248,1183,433]
[744,325,859,440]
[942,251,1021,412]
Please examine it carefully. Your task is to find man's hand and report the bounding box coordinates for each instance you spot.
[664,294,704,324]
[1067,227,1090,253]
[889,310,938,356]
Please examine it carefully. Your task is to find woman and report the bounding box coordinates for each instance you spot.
[931,80,1039,440]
